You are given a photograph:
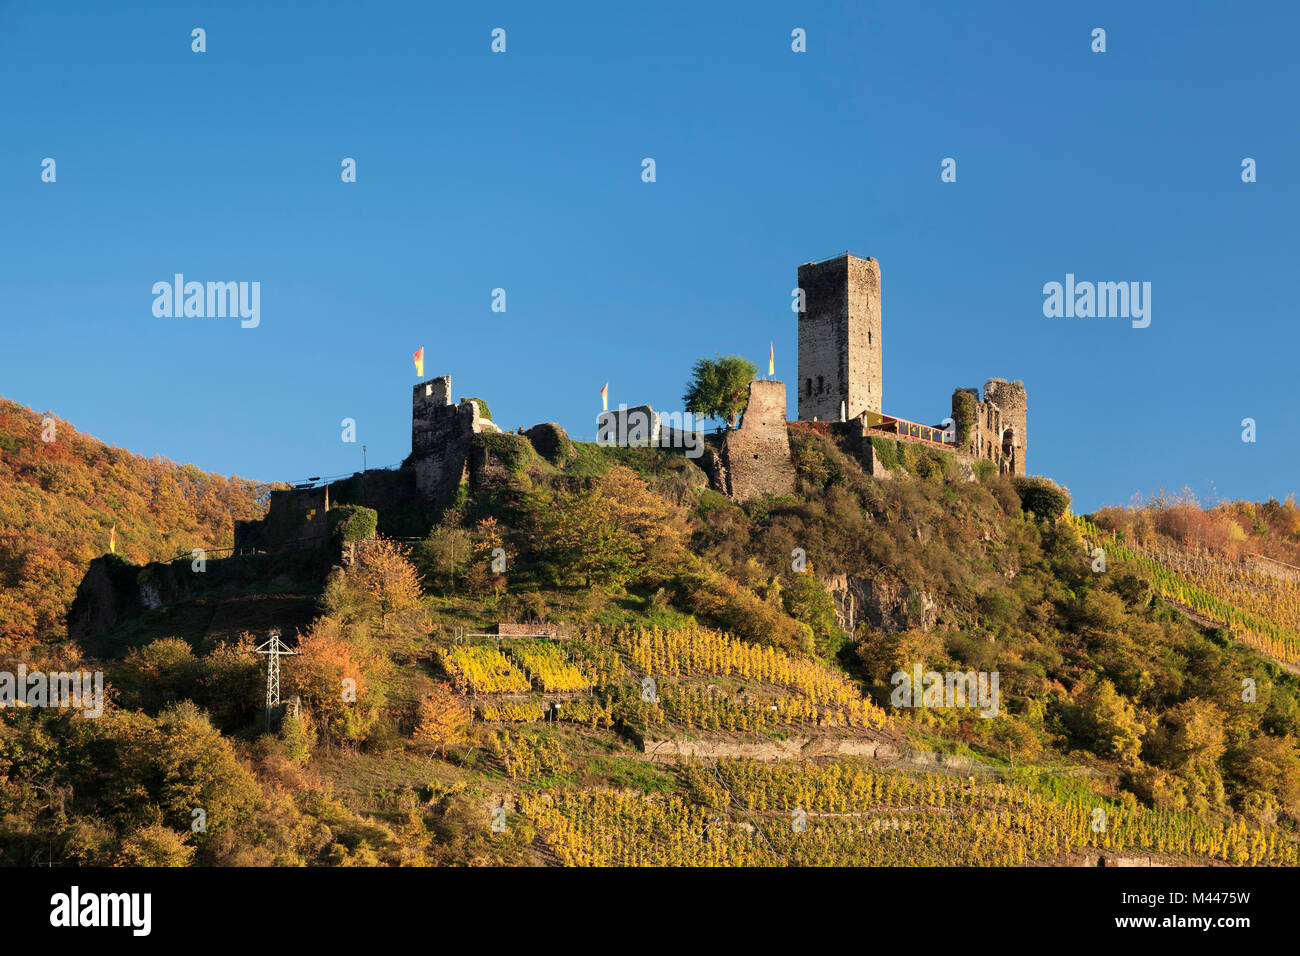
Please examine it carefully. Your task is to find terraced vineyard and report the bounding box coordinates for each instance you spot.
[510,640,595,693]
[455,625,888,734]
[489,731,569,780]
[639,685,883,732]
[519,760,1299,867]
[1073,514,1300,667]
[611,625,889,733]
[475,698,614,726]
[613,624,872,708]
[437,646,531,694]
[477,700,548,721]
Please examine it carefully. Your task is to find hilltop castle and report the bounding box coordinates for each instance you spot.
[72,251,1030,643]
[678,252,1027,500]
[793,252,1026,478]
[236,251,1028,549]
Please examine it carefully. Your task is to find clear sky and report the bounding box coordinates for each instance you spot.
[2,1,1296,512]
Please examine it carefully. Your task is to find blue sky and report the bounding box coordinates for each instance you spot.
[2,1,1296,512]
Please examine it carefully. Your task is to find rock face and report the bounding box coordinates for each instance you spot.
[67,557,142,650]
[825,573,937,634]
[68,555,217,654]
[67,549,332,652]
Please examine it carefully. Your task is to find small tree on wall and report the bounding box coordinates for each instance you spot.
[683,354,758,427]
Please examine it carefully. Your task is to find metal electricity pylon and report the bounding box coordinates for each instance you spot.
[254,629,297,728]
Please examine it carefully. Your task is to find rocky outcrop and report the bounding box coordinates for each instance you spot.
[825,573,937,634]
[67,556,148,651]
[67,548,332,654]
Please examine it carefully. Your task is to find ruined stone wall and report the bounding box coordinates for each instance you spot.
[984,378,1027,476]
[721,380,796,501]
[973,398,1003,466]
[951,382,1028,477]
[789,417,979,482]
[410,376,500,508]
[595,404,661,445]
[236,486,330,551]
[697,439,729,496]
[797,254,881,422]
[235,466,421,551]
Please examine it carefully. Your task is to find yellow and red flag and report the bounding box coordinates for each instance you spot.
[600,382,609,411]
[109,524,116,554]
[413,346,424,379]
[324,485,330,512]
[769,341,774,377]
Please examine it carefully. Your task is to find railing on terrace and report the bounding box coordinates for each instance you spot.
[285,463,403,490]
[863,411,955,448]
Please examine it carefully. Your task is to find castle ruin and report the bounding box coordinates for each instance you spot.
[235,251,1028,550]
[410,377,501,506]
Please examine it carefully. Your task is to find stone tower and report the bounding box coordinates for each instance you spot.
[797,253,882,422]
[409,375,500,506]
[983,378,1027,477]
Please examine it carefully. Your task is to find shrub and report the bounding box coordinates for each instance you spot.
[282,616,384,742]
[412,523,472,594]
[460,396,492,420]
[1014,476,1071,522]
[913,450,950,480]
[870,437,902,472]
[341,536,427,631]
[115,824,195,867]
[412,683,471,754]
[474,433,534,476]
[280,714,315,763]
[328,504,378,544]
[791,435,831,487]
[524,423,574,464]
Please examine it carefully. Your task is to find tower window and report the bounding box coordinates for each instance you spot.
[806,378,812,397]
[816,376,824,394]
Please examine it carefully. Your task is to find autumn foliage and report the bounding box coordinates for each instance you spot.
[0,399,275,652]
[411,683,471,754]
